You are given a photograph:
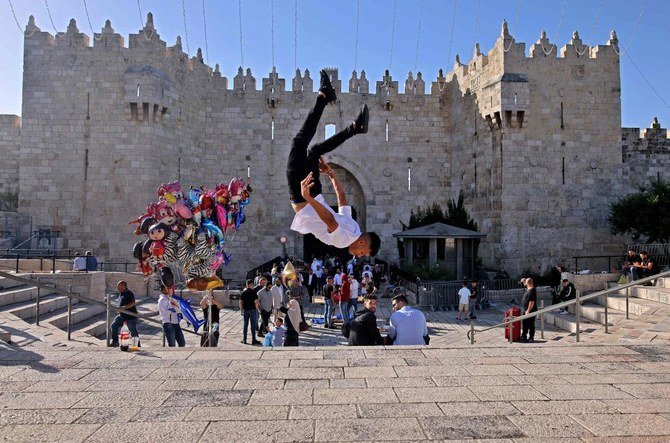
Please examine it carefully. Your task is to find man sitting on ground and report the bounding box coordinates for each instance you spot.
[631,251,660,282]
[287,70,380,259]
[557,279,576,314]
[342,294,384,346]
[387,295,428,346]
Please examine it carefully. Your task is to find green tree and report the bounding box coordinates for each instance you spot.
[608,180,670,243]
[0,192,18,212]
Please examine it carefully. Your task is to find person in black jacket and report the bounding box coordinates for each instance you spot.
[342,294,384,346]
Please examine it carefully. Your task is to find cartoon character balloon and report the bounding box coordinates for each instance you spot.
[129,178,251,286]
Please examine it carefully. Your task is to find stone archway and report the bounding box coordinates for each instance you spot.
[320,161,368,231]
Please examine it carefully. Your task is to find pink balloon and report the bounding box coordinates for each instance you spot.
[175,200,193,219]
[216,205,228,231]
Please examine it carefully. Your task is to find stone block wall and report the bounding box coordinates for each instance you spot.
[622,118,670,188]
[5,14,666,278]
[0,115,20,194]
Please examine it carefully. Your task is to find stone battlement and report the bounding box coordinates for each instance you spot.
[22,15,620,99]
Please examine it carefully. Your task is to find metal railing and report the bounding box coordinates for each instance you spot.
[0,270,202,346]
[399,277,523,310]
[572,254,621,273]
[465,269,670,344]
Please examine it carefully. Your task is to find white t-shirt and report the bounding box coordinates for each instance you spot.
[290,195,361,249]
[333,274,343,286]
[458,287,471,305]
[350,280,359,298]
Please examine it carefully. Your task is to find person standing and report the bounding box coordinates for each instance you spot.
[339,273,351,324]
[109,281,139,347]
[457,282,470,320]
[257,281,274,336]
[387,295,428,345]
[315,264,325,295]
[279,299,302,346]
[333,269,343,287]
[306,268,316,300]
[271,278,284,320]
[200,291,223,346]
[158,286,185,347]
[239,279,261,345]
[520,278,537,343]
[323,276,335,328]
[347,275,359,321]
[468,280,478,320]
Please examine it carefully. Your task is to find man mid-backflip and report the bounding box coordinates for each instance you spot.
[287,70,381,258]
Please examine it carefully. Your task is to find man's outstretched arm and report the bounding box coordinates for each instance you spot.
[319,158,347,208]
[300,172,339,233]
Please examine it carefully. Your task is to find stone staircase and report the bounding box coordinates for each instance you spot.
[0,275,103,346]
[545,277,670,339]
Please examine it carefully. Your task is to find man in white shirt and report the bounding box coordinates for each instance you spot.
[457,282,471,320]
[347,275,360,320]
[287,70,380,259]
[346,260,354,276]
[72,253,86,271]
[387,295,428,346]
[333,268,343,287]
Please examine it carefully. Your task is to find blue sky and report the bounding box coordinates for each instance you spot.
[1,0,668,128]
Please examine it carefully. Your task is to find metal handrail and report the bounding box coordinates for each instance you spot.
[467,269,670,344]
[0,270,203,343]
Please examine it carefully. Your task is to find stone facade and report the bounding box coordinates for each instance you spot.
[0,115,21,194]
[2,15,670,276]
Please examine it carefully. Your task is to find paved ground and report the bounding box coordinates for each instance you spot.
[1,339,670,442]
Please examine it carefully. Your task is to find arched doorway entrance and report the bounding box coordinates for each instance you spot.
[302,164,367,263]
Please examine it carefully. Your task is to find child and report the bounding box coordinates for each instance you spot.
[266,318,285,348]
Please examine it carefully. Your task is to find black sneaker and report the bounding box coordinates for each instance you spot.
[108,342,119,348]
[252,340,261,346]
[528,338,535,343]
[319,70,337,104]
[517,337,528,343]
[352,104,369,134]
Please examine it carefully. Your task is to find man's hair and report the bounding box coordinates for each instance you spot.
[265,281,272,287]
[471,280,478,284]
[364,294,377,302]
[526,278,534,286]
[327,276,334,280]
[117,280,127,288]
[85,251,92,256]
[366,232,381,257]
[562,279,570,283]
[392,294,408,304]
[246,279,254,285]
[640,250,649,256]
[276,317,283,323]
[462,281,468,287]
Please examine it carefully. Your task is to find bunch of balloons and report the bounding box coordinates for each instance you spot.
[130,178,251,290]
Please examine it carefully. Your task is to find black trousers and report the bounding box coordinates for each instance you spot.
[521,317,535,340]
[259,309,272,333]
[286,95,354,203]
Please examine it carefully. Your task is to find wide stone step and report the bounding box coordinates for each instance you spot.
[632,286,670,305]
[544,311,601,334]
[595,292,666,316]
[0,276,23,291]
[6,294,69,320]
[656,277,670,289]
[566,302,624,325]
[0,286,39,307]
[47,303,107,329]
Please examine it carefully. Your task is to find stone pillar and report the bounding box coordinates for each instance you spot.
[404,240,414,265]
[456,239,463,280]
[429,238,437,267]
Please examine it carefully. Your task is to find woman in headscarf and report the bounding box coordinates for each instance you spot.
[279,298,302,346]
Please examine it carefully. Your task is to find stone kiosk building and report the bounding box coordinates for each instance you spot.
[393,222,486,280]
[0,14,669,276]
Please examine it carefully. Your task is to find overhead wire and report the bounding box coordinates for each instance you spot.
[238,0,244,67]
[354,0,360,72]
[202,0,210,64]
[44,0,58,33]
[625,52,670,112]
[413,0,424,72]
[7,0,36,37]
[82,0,103,41]
[294,0,298,71]
[471,0,480,53]
[613,0,648,57]
[181,0,191,54]
[388,0,397,72]
[541,0,568,56]
[503,0,524,52]
[440,0,457,92]
[271,0,275,68]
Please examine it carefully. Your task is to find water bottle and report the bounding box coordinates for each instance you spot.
[119,322,131,352]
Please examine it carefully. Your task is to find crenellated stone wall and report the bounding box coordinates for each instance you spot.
[2,14,668,276]
[622,117,670,189]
